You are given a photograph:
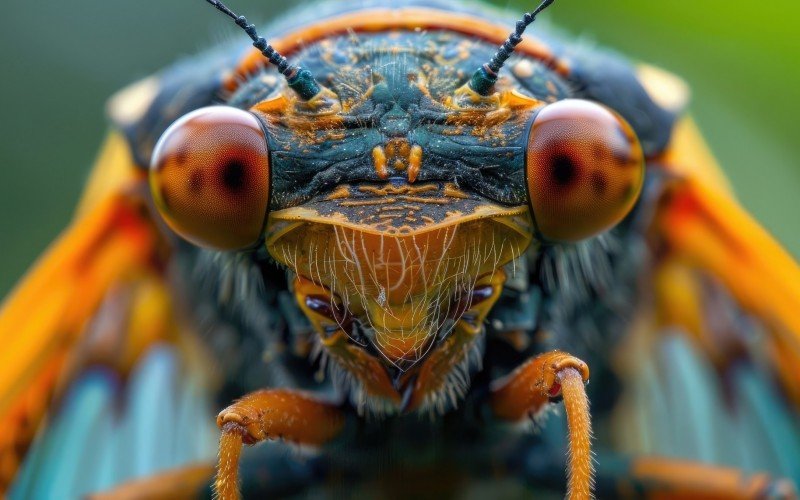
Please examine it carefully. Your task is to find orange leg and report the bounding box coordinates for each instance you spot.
[214,389,345,500]
[592,454,796,499]
[89,464,214,499]
[491,351,592,500]
[517,448,794,499]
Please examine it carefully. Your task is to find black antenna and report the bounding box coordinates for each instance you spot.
[469,0,556,96]
[205,0,321,100]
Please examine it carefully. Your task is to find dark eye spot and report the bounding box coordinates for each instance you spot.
[591,171,607,195]
[221,160,245,191]
[592,143,604,161]
[551,155,576,186]
[188,170,203,193]
[175,145,189,165]
[612,148,633,166]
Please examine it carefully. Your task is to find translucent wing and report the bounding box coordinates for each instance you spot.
[656,115,800,404]
[0,135,217,497]
[0,37,256,495]
[610,69,800,483]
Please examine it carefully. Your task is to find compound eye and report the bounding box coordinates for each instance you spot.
[525,99,645,243]
[150,106,271,250]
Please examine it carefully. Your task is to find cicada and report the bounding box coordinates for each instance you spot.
[2,0,799,498]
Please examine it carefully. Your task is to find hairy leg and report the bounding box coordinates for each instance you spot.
[490,350,592,500]
[89,464,214,499]
[610,455,796,499]
[90,444,333,499]
[520,450,796,499]
[215,389,345,500]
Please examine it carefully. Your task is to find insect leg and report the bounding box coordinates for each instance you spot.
[597,454,796,498]
[214,389,345,500]
[88,464,214,499]
[490,350,592,500]
[513,447,795,498]
[91,439,332,498]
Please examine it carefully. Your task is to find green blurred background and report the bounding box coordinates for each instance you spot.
[1,0,798,296]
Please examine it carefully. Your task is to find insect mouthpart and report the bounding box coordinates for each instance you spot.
[266,181,532,405]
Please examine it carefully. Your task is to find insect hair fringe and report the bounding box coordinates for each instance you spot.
[193,249,271,332]
[414,334,486,419]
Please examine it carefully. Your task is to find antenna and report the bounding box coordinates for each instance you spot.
[469,0,556,96]
[204,0,321,100]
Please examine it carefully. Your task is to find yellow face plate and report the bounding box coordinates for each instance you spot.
[266,182,532,368]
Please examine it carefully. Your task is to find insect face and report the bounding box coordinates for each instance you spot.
[147,26,645,414]
[254,41,534,377]
[11,2,799,499]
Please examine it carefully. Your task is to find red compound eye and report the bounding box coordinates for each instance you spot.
[525,99,645,242]
[150,106,271,250]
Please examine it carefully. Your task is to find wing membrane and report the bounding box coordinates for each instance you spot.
[0,133,166,491]
[656,119,800,404]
